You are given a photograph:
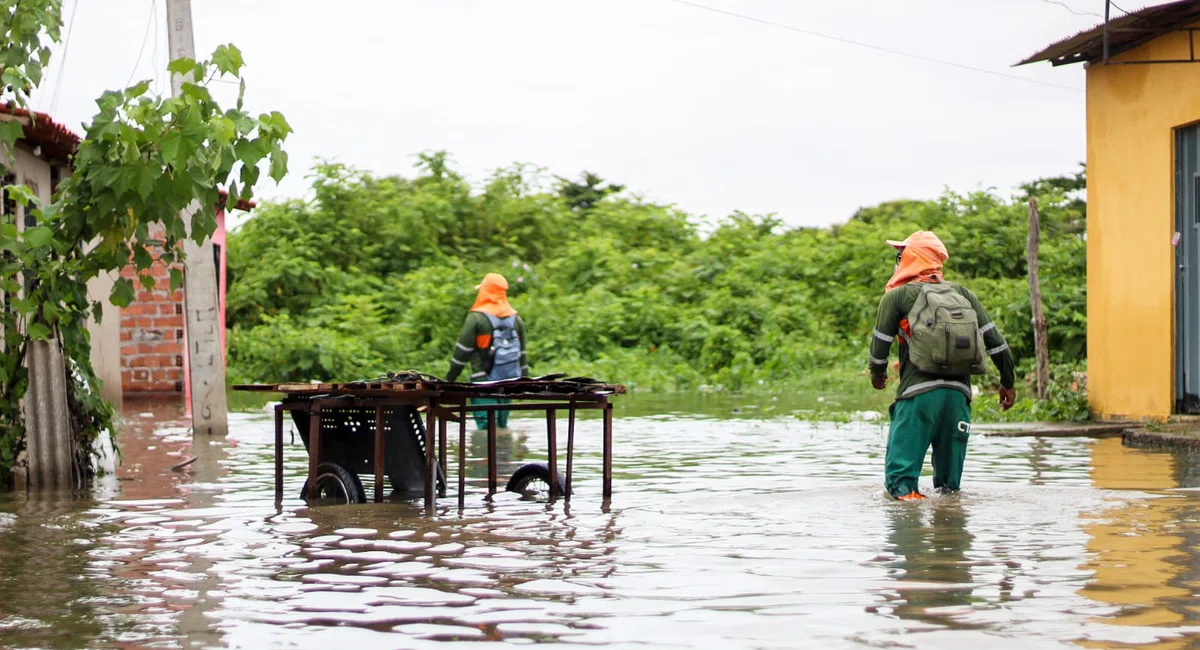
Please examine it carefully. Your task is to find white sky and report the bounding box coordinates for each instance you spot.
[32,0,1097,228]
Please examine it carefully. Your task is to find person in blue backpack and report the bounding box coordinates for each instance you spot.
[446,273,530,430]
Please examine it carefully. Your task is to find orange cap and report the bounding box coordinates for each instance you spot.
[474,273,509,291]
[886,231,948,261]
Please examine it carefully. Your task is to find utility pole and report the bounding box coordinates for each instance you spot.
[166,0,228,436]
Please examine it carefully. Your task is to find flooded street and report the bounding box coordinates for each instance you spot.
[2,397,1200,649]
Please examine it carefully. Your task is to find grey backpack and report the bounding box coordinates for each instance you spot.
[484,313,522,380]
[905,282,988,376]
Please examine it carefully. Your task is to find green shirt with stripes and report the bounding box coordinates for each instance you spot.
[446,311,529,382]
[868,280,1015,402]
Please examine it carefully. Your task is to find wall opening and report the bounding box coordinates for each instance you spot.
[1175,124,1200,413]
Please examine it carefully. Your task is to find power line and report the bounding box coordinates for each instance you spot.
[1109,1,1131,15]
[152,0,162,95]
[664,0,1084,92]
[49,0,80,115]
[33,0,60,111]
[124,0,157,90]
[1035,0,1102,17]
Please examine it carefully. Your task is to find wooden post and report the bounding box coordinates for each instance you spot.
[273,404,283,500]
[438,417,448,478]
[373,406,384,503]
[1028,197,1051,401]
[546,409,559,499]
[167,0,228,436]
[424,408,436,513]
[602,401,613,499]
[306,406,321,499]
[458,406,467,509]
[565,403,575,502]
[487,410,498,496]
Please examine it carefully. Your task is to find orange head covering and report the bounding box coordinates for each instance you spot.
[885,231,948,291]
[469,273,517,318]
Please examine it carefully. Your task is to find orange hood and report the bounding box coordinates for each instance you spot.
[469,273,517,318]
[885,231,948,291]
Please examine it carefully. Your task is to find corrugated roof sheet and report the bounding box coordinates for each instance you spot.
[1016,0,1200,66]
[24,339,78,489]
[0,103,80,164]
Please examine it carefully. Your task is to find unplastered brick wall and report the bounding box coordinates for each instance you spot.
[120,251,185,395]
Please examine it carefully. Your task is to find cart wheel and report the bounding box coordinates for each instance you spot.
[506,462,571,498]
[301,462,366,505]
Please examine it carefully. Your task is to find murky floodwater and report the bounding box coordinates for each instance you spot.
[3,396,1200,649]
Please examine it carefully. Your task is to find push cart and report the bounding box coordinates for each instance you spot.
[233,374,624,510]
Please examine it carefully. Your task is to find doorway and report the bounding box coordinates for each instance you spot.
[1175,124,1200,413]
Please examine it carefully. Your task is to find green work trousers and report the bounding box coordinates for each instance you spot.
[472,397,512,430]
[884,388,972,498]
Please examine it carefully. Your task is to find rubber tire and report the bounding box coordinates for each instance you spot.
[506,461,571,497]
[300,462,367,504]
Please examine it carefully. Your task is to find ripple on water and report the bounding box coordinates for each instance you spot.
[334,528,378,537]
[0,410,1195,649]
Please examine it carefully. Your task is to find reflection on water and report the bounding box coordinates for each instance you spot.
[877,499,979,629]
[1,400,1199,648]
[1073,438,1200,649]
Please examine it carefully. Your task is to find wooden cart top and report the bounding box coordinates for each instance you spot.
[233,374,626,402]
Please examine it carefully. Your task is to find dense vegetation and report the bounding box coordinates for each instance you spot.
[226,154,1087,418]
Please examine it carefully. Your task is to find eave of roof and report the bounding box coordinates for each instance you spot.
[1016,0,1200,66]
[0,103,80,164]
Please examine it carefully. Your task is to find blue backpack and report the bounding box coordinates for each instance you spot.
[484,313,522,380]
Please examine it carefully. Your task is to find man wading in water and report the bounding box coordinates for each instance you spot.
[446,273,530,430]
[867,231,1016,500]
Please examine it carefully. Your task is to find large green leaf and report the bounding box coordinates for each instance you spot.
[0,120,24,149]
[26,322,51,341]
[160,129,182,167]
[111,278,136,307]
[22,226,52,249]
[212,44,245,77]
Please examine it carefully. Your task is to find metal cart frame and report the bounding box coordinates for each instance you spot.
[235,377,623,511]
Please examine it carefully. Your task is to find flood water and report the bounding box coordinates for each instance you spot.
[3,395,1200,649]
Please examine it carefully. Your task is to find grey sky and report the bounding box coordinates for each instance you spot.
[34,0,1093,228]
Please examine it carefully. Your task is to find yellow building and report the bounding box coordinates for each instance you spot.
[1020,0,1200,421]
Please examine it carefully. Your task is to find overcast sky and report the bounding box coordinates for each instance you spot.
[32,0,1097,228]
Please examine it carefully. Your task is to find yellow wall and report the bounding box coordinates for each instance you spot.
[1087,25,1200,421]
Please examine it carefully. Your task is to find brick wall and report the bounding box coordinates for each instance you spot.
[120,258,185,395]
[119,207,231,399]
